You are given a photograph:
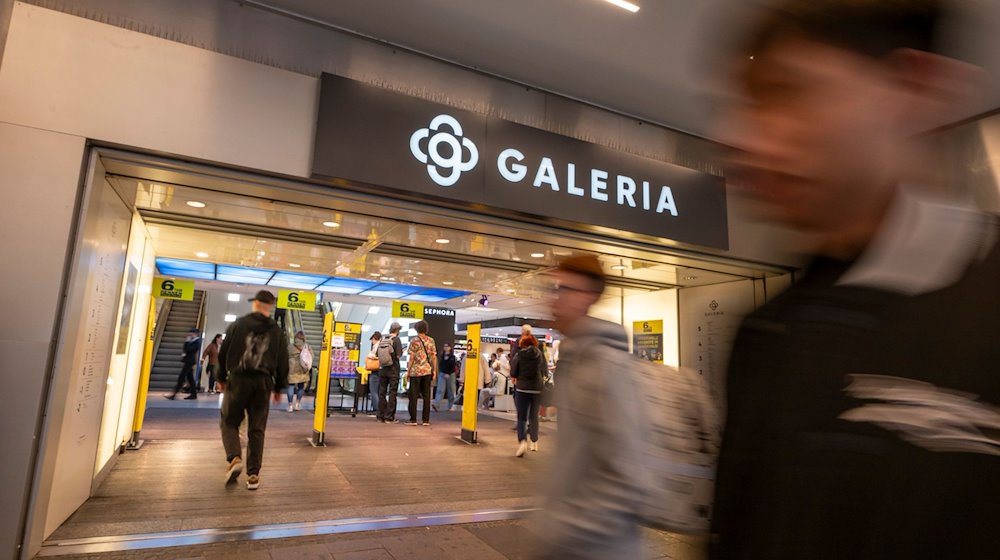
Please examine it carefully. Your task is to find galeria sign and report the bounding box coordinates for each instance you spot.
[153,277,194,301]
[277,290,317,311]
[313,75,729,249]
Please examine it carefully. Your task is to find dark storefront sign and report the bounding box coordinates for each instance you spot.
[313,74,728,249]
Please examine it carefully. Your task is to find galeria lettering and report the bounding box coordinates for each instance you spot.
[497,149,678,216]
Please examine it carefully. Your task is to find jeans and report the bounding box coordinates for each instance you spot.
[377,367,399,421]
[368,372,381,413]
[434,372,456,411]
[220,372,273,475]
[206,364,217,391]
[172,363,197,397]
[408,374,433,423]
[286,382,305,404]
[515,390,541,442]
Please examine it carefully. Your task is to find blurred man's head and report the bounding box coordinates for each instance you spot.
[250,290,276,316]
[552,254,606,333]
[721,0,979,254]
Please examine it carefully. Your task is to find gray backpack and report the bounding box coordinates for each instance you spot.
[376,337,395,367]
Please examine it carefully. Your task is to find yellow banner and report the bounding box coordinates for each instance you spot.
[277,289,318,311]
[632,319,664,364]
[153,277,195,301]
[635,319,663,334]
[392,300,424,319]
[461,323,481,443]
[312,311,335,443]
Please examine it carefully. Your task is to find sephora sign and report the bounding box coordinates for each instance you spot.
[313,74,728,249]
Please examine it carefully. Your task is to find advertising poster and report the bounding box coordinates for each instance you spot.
[633,320,664,364]
[330,322,362,379]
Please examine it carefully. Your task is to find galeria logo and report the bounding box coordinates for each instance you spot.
[409,114,479,187]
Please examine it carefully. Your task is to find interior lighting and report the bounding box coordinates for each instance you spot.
[224,314,237,322]
[435,238,451,244]
[368,306,380,314]
[442,281,455,286]
[602,0,640,13]
[227,293,241,302]
[530,253,545,258]
[323,221,340,228]
[186,200,206,208]
[611,264,627,270]
[195,252,210,258]
[288,263,301,268]
[370,272,381,277]
[506,289,516,293]
[362,325,371,332]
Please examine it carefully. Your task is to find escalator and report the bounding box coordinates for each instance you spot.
[149,290,206,392]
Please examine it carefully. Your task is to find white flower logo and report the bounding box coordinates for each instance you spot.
[409,114,479,187]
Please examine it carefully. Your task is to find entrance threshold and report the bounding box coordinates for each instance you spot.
[38,507,540,557]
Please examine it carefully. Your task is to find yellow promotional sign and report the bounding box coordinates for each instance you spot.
[277,289,318,311]
[312,311,335,446]
[335,322,363,368]
[392,301,424,319]
[460,323,482,443]
[153,277,195,301]
[632,319,664,364]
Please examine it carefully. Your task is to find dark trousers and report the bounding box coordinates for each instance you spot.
[515,390,541,442]
[206,364,217,390]
[220,372,273,475]
[172,363,197,397]
[377,367,399,421]
[408,374,433,423]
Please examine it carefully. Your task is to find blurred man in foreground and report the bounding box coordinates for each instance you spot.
[713,1,1000,558]
[536,255,644,559]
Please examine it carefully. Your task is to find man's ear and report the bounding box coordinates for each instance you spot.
[887,48,984,134]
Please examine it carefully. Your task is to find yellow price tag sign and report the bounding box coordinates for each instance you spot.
[392,301,424,319]
[635,319,663,334]
[153,277,195,300]
[277,290,318,311]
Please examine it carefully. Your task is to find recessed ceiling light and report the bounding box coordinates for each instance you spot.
[195,252,209,258]
[186,200,206,208]
[611,265,627,270]
[288,263,301,268]
[530,253,545,258]
[385,277,396,281]
[518,301,525,304]
[370,272,381,277]
[435,238,451,245]
[227,293,241,302]
[602,0,640,13]
[323,221,340,228]
[258,251,266,256]
[369,306,380,313]
[506,289,516,293]
[224,314,237,322]
[442,281,454,286]
[362,324,371,332]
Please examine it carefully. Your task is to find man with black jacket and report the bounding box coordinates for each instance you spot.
[217,290,289,490]
[712,1,999,558]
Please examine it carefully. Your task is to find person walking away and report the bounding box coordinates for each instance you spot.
[432,343,457,412]
[286,331,311,412]
[167,328,201,400]
[535,254,644,559]
[510,334,545,457]
[376,322,404,423]
[202,333,223,394]
[711,2,1000,558]
[217,290,289,490]
[366,331,382,416]
[405,320,437,425]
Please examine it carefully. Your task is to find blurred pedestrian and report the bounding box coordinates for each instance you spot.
[166,327,201,400]
[366,331,382,416]
[286,331,311,412]
[536,254,644,559]
[432,343,457,412]
[712,1,999,558]
[510,334,545,456]
[376,322,404,423]
[203,333,223,394]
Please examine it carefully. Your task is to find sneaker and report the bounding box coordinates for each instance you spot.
[225,457,242,485]
[516,440,528,457]
[405,420,419,426]
[287,405,294,413]
[422,422,431,426]
[246,474,260,490]
[431,403,439,412]
[165,394,176,401]
[367,413,377,418]
[184,394,197,400]
[386,419,400,424]
[294,400,302,411]
[529,441,539,452]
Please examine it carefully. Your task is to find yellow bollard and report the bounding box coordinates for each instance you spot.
[460,323,482,443]
[311,311,335,446]
[127,298,157,450]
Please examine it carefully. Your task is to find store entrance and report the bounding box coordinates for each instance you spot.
[35,150,789,553]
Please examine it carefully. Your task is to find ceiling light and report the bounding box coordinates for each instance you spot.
[195,252,209,258]
[602,0,640,13]
[186,200,206,208]
[518,301,525,304]
[611,265,627,270]
[258,251,266,256]
[323,221,340,228]
[435,238,451,244]
[224,314,237,322]
[368,306,380,314]
[227,293,241,302]
[288,263,301,268]
[506,289,516,293]
[530,253,545,258]
[442,281,454,286]
[684,275,698,280]
[362,324,371,332]
[370,272,381,277]
[384,277,396,281]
